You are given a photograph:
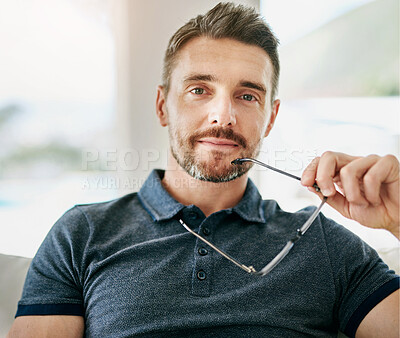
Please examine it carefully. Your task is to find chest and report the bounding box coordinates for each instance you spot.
[80,228,337,336]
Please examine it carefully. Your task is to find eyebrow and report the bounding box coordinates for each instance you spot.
[183,73,217,83]
[239,81,266,94]
[183,73,267,94]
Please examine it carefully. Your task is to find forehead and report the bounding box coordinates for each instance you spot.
[170,37,274,92]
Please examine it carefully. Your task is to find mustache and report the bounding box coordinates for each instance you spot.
[189,127,247,148]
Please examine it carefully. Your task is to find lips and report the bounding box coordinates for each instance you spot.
[198,137,239,147]
[188,127,247,149]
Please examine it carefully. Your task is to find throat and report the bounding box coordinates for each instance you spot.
[161,170,248,217]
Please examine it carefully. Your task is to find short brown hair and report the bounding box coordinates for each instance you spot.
[162,2,280,101]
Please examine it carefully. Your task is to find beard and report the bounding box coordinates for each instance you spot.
[168,124,263,183]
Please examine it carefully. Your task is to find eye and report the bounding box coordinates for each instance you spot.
[241,94,256,102]
[190,88,205,95]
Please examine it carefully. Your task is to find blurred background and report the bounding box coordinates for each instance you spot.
[0,0,398,259]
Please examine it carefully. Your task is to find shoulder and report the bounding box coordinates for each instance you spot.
[73,191,142,221]
[261,198,366,246]
[37,192,150,263]
[52,192,148,238]
[261,198,320,220]
[260,199,325,230]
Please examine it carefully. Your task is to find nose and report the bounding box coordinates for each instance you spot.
[208,94,236,127]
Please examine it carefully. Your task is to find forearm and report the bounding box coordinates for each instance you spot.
[7,315,84,338]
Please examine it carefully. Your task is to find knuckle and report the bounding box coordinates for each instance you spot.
[383,154,398,164]
[313,156,321,164]
[367,154,380,161]
[308,156,320,169]
[340,165,353,178]
[305,159,317,170]
[363,173,377,186]
[321,151,334,160]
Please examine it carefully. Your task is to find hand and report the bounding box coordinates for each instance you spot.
[301,152,400,239]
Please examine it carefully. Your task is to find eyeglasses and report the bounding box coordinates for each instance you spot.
[179,158,328,276]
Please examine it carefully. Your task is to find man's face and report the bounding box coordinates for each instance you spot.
[157,37,280,182]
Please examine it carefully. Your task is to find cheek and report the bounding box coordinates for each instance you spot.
[242,115,268,138]
[257,112,271,136]
[173,101,205,130]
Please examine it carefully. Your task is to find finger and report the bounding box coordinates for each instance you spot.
[339,155,381,207]
[316,152,357,197]
[331,175,346,195]
[363,155,399,206]
[334,182,345,196]
[301,157,320,187]
[307,182,350,217]
[308,184,351,219]
[324,191,351,219]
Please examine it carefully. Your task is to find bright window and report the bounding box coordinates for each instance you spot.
[0,0,117,257]
[259,0,399,250]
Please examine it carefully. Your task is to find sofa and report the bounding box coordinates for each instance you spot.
[0,254,32,336]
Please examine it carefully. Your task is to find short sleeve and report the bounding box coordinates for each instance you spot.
[319,213,399,336]
[16,206,90,317]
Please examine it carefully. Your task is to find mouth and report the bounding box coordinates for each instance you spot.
[197,137,239,149]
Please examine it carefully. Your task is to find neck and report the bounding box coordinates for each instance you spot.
[162,153,248,217]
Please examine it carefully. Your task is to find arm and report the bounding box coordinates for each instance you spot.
[7,315,84,338]
[356,289,399,337]
[301,152,400,336]
[7,207,89,338]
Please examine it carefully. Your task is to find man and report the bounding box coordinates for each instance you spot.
[8,2,399,337]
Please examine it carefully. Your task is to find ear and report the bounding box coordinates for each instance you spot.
[156,85,168,127]
[264,99,280,138]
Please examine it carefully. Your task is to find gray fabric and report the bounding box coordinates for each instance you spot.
[0,254,32,336]
[17,169,398,337]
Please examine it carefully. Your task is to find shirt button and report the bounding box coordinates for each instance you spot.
[198,247,208,256]
[202,227,211,236]
[197,270,206,280]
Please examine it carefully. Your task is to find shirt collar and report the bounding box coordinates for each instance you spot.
[138,169,266,223]
[138,169,185,222]
[231,178,266,223]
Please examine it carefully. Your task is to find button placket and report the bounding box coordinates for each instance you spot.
[191,219,215,297]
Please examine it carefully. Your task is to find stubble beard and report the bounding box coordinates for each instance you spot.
[168,124,263,183]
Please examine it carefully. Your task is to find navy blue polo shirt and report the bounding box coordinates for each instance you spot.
[16,169,399,337]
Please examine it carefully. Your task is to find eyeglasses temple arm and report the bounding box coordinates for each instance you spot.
[179,160,328,276]
[253,241,294,276]
[231,158,321,192]
[179,197,326,277]
[254,196,327,276]
[179,219,256,274]
[299,196,327,234]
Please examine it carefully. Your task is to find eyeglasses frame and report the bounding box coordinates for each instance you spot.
[179,158,327,276]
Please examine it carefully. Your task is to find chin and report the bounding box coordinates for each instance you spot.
[187,160,249,183]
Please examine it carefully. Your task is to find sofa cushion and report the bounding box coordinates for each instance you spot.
[0,254,32,336]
